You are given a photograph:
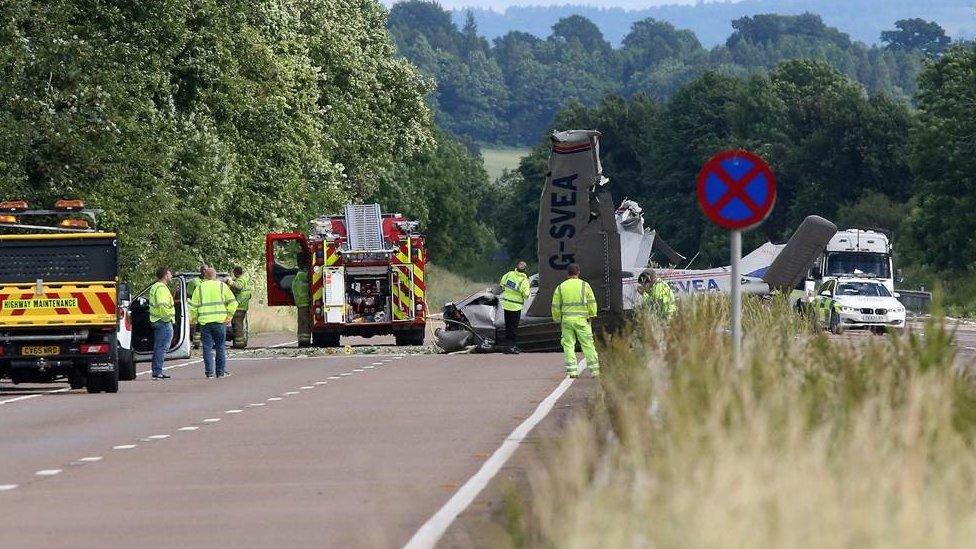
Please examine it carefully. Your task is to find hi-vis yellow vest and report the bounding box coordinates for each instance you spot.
[551,278,597,322]
[190,280,237,325]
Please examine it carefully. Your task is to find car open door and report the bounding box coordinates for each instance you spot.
[130,276,190,363]
[266,233,310,306]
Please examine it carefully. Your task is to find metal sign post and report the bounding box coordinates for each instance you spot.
[730,230,742,369]
[696,150,776,370]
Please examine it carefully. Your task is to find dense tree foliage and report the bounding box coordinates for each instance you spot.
[0,0,490,283]
[493,61,918,267]
[882,18,953,54]
[906,44,976,271]
[389,3,936,145]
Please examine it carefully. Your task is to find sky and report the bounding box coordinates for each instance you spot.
[383,0,710,10]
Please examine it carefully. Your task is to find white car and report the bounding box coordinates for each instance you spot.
[814,278,906,334]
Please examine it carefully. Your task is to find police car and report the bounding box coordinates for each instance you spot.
[814,277,906,334]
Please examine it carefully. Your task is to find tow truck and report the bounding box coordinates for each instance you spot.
[0,200,134,393]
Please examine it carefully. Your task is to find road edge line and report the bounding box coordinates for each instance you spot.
[402,360,581,549]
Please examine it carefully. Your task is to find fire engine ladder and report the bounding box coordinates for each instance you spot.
[344,203,385,251]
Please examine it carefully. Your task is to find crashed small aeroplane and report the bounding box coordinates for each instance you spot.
[435,130,837,352]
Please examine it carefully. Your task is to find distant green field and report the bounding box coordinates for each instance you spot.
[481,146,530,182]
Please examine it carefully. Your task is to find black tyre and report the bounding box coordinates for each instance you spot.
[312,330,340,348]
[118,348,136,381]
[68,369,86,390]
[395,329,425,346]
[829,312,844,335]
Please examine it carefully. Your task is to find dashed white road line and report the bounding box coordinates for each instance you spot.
[267,397,283,401]
[147,435,170,440]
[202,418,221,423]
[35,469,62,476]
[300,386,315,390]
[113,445,137,450]
[402,359,581,549]
[225,409,243,414]
[178,426,199,431]
[340,373,353,377]
[0,387,70,405]
[372,362,384,366]
[314,381,328,385]
[79,456,103,462]
[248,403,266,407]
[0,484,18,491]
[328,376,341,380]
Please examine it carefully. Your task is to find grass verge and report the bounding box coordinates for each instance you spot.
[482,146,531,182]
[506,295,976,548]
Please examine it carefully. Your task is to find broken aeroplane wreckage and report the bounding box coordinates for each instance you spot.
[434,130,837,353]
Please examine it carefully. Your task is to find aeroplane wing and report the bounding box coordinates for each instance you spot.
[762,215,838,290]
[527,130,623,318]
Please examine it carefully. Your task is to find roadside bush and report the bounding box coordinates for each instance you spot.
[508,295,976,548]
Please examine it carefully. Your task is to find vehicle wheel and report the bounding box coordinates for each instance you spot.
[395,329,425,346]
[312,331,340,348]
[118,348,136,381]
[68,369,86,390]
[829,312,843,335]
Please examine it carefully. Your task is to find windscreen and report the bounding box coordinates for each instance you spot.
[826,252,890,278]
[837,282,891,297]
[0,238,118,283]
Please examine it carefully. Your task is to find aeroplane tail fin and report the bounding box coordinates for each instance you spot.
[528,130,623,318]
[762,215,838,290]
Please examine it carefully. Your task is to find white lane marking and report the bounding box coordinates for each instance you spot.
[328,376,341,380]
[0,387,70,405]
[0,484,18,491]
[340,373,353,377]
[314,381,328,385]
[147,434,170,440]
[35,469,62,476]
[284,391,300,396]
[225,409,243,414]
[300,386,315,389]
[134,338,297,377]
[402,360,580,549]
[352,369,364,373]
[267,397,283,401]
[372,362,384,366]
[203,418,221,423]
[394,356,404,360]
[1,338,299,407]
[113,445,137,450]
[364,366,375,369]
[178,426,199,431]
[248,403,266,407]
[79,456,103,462]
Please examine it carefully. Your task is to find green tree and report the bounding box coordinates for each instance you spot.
[908,45,976,271]
[882,19,951,55]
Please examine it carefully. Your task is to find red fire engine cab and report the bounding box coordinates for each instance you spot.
[265,204,427,347]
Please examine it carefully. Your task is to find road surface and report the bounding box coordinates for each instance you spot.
[0,332,575,548]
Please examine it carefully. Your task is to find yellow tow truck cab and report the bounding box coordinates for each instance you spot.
[0,201,136,393]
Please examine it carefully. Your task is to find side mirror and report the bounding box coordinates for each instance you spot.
[894,292,901,298]
[118,282,131,303]
[820,290,831,297]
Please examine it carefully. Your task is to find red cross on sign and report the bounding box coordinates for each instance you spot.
[696,150,776,231]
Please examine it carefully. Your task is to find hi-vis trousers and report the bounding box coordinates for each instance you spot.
[560,317,599,377]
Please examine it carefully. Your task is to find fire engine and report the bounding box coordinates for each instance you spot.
[265,204,427,347]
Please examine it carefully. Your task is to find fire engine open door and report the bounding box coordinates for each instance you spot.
[390,265,415,321]
[265,233,310,306]
[323,267,345,323]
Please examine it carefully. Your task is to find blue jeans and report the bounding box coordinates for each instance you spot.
[199,323,227,376]
[151,321,173,376]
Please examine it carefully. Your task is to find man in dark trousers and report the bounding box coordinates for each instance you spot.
[499,261,530,354]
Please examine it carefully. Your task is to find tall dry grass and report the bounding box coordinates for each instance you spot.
[244,269,295,334]
[508,295,976,548]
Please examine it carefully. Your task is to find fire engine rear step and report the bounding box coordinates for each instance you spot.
[344,204,385,252]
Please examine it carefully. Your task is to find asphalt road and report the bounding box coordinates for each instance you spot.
[0,332,571,548]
